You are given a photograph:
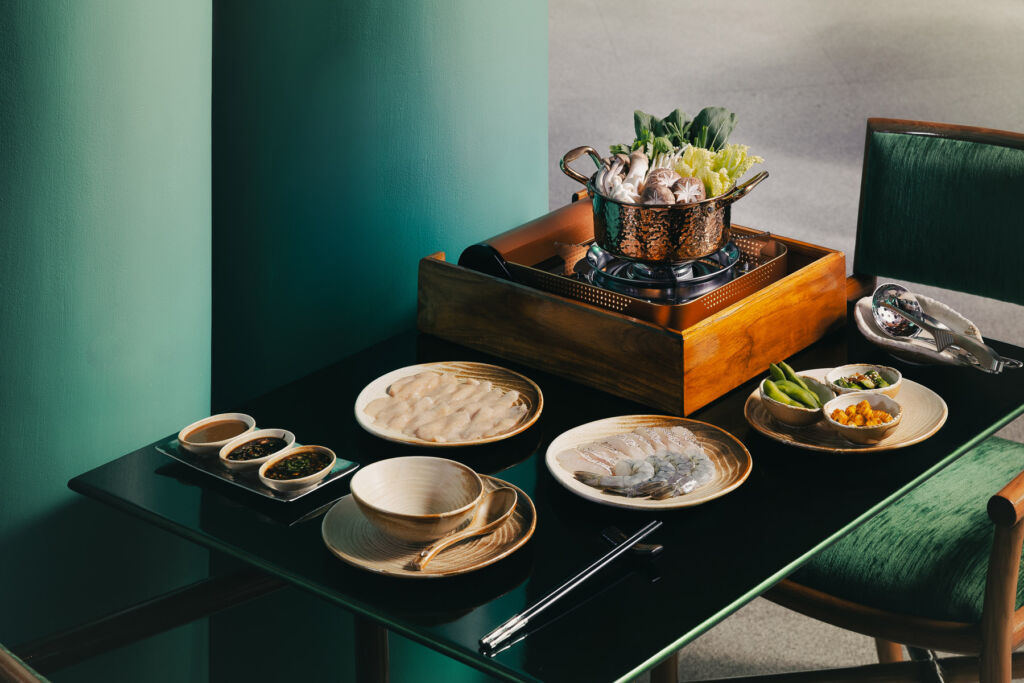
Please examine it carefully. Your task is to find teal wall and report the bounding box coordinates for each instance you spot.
[0,1,212,681]
[210,1,547,680]
[211,0,549,409]
[0,0,546,678]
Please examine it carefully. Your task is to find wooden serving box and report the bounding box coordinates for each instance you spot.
[417,201,847,415]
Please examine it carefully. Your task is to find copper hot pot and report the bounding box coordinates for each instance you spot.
[560,145,768,264]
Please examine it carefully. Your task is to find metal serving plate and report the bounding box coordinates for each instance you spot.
[157,439,359,503]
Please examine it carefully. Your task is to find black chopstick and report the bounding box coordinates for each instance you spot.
[479,519,662,650]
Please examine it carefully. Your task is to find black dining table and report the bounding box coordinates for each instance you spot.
[67,318,1024,682]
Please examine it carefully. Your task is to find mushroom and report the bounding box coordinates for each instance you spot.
[641,183,675,205]
[672,177,706,204]
[622,150,648,189]
[611,181,640,204]
[597,156,626,197]
[646,168,682,189]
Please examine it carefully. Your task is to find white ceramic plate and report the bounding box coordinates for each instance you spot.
[744,368,948,453]
[353,362,543,447]
[545,415,752,510]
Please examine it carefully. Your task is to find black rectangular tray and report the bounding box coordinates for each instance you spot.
[157,439,359,503]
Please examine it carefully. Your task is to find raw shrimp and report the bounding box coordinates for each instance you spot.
[567,424,717,500]
[574,458,656,497]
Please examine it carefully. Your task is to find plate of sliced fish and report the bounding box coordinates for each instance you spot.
[545,415,752,509]
[354,362,543,447]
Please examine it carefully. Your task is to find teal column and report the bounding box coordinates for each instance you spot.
[212,0,549,409]
[210,1,547,680]
[0,2,212,681]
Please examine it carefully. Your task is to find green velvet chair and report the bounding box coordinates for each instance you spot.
[767,119,1024,683]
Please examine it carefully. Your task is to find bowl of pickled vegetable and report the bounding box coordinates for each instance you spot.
[826,364,902,398]
[758,362,834,427]
[823,393,902,444]
[258,445,336,492]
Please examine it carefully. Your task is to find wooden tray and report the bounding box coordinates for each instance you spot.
[417,201,847,416]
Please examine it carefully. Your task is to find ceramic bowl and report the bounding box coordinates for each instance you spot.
[218,428,296,472]
[258,445,336,492]
[758,375,834,427]
[823,392,903,444]
[349,456,484,544]
[826,364,902,398]
[178,413,256,456]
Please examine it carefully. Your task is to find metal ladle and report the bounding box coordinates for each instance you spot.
[870,282,1022,373]
[871,283,924,338]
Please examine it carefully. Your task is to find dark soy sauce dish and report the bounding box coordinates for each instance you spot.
[265,450,332,479]
[228,437,287,461]
[259,446,337,492]
[218,428,296,472]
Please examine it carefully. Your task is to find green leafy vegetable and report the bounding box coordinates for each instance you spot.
[687,107,736,152]
[631,128,654,153]
[634,111,657,139]
[651,136,674,157]
[653,109,692,148]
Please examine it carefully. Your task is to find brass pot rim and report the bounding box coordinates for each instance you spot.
[585,176,732,209]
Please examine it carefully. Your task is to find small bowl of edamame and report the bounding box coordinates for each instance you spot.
[759,373,835,427]
[826,364,902,398]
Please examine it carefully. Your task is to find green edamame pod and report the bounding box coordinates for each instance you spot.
[763,380,802,407]
[775,380,820,409]
[779,361,810,392]
[867,370,889,387]
[769,363,786,382]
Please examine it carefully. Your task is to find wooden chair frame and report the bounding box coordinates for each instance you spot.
[762,118,1024,683]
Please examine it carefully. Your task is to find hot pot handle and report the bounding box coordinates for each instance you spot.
[559,146,603,186]
[717,170,769,206]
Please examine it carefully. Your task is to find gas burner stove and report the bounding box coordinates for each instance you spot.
[575,242,742,304]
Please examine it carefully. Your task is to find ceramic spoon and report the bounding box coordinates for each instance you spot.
[412,487,518,571]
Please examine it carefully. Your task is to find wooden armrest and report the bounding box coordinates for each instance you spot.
[845,273,876,302]
[988,469,1024,527]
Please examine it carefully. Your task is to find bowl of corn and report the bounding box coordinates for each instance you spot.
[823,392,902,444]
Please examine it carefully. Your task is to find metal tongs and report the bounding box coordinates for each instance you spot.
[879,303,1022,374]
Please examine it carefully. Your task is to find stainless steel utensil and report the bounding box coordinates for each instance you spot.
[871,283,924,338]
[479,520,662,651]
[880,303,1021,373]
[559,145,768,264]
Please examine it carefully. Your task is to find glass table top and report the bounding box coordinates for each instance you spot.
[69,325,1024,682]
